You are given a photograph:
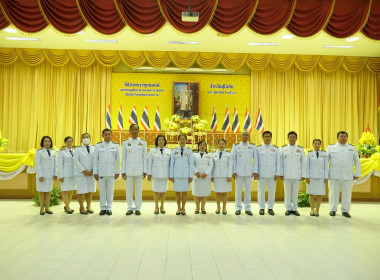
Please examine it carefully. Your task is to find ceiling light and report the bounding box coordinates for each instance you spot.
[323,45,354,48]
[76,31,85,35]
[85,39,118,43]
[248,42,279,46]
[345,36,359,42]
[3,28,17,33]
[133,66,233,73]
[281,34,295,40]
[6,37,39,41]
[168,41,199,45]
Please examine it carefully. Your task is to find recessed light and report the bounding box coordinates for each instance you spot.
[345,36,359,42]
[323,45,354,48]
[248,42,279,46]
[85,39,118,43]
[76,31,85,35]
[281,34,295,40]
[3,28,17,33]
[6,37,39,41]
[168,41,199,44]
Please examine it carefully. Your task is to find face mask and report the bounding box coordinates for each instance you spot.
[82,138,90,145]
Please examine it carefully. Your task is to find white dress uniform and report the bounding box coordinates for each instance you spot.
[93,141,120,211]
[169,146,194,192]
[74,144,96,194]
[231,142,257,211]
[58,147,77,191]
[122,137,147,211]
[35,147,57,192]
[279,144,306,211]
[327,142,361,213]
[192,152,214,197]
[305,150,328,195]
[212,150,233,193]
[254,143,281,210]
[147,147,171,193]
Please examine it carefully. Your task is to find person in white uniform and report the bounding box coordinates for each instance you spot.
[231,130,256,216]
[279,131,305,216]
[74,133,96,214]
[192,141,213,214]
[253,131,281,216]
[122,124,147,216]
[147,135,171,214]
[327,131,361,218]
[305,139,329,217]
[35,136,57,215]
[58,136,77,214]
[93,128,120,216]
[169,134,194,215]
[212,139,233,215]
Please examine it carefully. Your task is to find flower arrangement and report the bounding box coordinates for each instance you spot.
[0,130,8,152]
[191,115,200,123]
[164,118,171,125]
[181,127,192,134]
[357,128,378,158]
[169,122,178,130]
[171,114,180,122]
[194,123,205,130]
[199,119,208,126]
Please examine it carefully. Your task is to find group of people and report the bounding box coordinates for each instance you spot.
[34,125,361,218]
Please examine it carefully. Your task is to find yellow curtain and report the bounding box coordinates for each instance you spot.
[250,65,379,150]
[0,60,111,152]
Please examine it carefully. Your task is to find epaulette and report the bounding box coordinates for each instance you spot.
[250,142,255,145]
[60,148,65,150]
[297,145,303,148]
[97,141,102,144]
[307,150,313,153]
[113,142,118,144]
[140,138,146,141]
[328,143,334,146]
[282,144,287,147]
[233,143,238,145]
[272,144,278,148]
[320,149,326,152]
[348,143,355,146]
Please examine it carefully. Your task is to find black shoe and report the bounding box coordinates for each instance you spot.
[285,210,291,216]
[329,211,336,216]
[46,210,53,215]
[126,210,133,215]
[215,209,220,214]
[40,211,45,215]
[176,211,181,215]
[268,209,275,216]
[80,210,88,215]
[315,213,319,217]
[201,210,206,214]
[342,212,351,218]
[106,210,112,216]
[259,209,264,215]
[86,209,94,214]
[181,211,186,216]
[293,211,300,216]
[194,210,199,214]
[222,211,227,215]
[235,210,241,215]
[135,210,141,215]
[245,210,253,216]
[310,212,315,216]
[99,210,107,215]
[160,209,166,214]
[154,210,159,215]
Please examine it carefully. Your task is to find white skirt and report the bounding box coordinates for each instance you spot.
[76,174,96,194]
[152,178,168,193]
[60,177,77,191]
[192,177,211,197]
[306,179,326,195]
[213,177,232,193]
[36,177,54,192]
[173,177,190,192]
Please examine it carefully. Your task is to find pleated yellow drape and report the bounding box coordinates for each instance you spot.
[0,60,111,152]
[250,66,379,150]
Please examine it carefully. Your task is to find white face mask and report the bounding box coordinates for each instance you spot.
[82,138,90,145]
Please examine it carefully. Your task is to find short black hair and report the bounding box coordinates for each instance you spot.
[130,123,139,130]
[198,141,207,152]
[337,131,348,137]
[64,136,73,143]
[40,136,53,148]
[155,135,167,147]
[102,128,112,135]
[178,133,187,141]
[288,131,297,138]
[217,138,226,144]
[312,139,322,144]
[81,133,91,139]
[262,131,272,137]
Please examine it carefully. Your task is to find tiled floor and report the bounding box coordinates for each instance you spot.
[0,199,379,280]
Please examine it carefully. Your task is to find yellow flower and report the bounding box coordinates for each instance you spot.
[169,122,178,130]
[376,146,380,152]
[181,127,192,134]
[191,115,200,123]
[164,118,171,125]
[0,130,2,139]
[171,114,180,122]
[359,139,364,145]
[0,147,4,152]
[199,119,208,126]
[371,153,380,160]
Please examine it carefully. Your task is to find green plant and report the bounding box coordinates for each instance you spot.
[297,192,310,207]
[33,185,61,206]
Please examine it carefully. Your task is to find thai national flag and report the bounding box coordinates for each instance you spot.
[140,105,150,131]
[222,106,230,133]
[255,107,265,134]
[129,105,138,125]
[117,105,123,131]
[243,107,253,133]
[106,104,112,129]
[210,105,217,133]
[231,106,240,134]
[154,105,161,132]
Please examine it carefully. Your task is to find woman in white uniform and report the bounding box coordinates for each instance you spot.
[58,136,77,214]
[147,135,171,214]
[35,136,57,215]
[169,134,194,215]
[305,139,329,217]
[192,141,213,214]
[74,133,96,214]
[212,139,233,215]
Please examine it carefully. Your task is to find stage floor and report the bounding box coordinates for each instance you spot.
[0,200,379,280]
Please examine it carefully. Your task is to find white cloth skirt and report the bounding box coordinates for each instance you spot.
[76,174,96,194]
[36,177,54,192]
[213,177,232,193]
[306,179,326,195]
[152,178,168,193]
[60,177,77,191]
[192,178,211,197]
[173,177,190,192]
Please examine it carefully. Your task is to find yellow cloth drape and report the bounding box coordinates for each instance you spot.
[0,149,36,172]
[0,60,111,152]
[250,65,379,150]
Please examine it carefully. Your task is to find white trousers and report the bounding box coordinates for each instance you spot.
[235,176,252,211]
[329,179,353,212]
[99,176,115,210]
[258,177,276,210]
[283,179,300,211]
[126,175,143,211]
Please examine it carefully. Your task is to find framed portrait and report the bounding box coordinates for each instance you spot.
[173,82,200,119]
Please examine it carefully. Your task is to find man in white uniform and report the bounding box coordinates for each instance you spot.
[327,131,361,218]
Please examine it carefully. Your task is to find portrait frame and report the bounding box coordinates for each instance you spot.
[173,82,200,119]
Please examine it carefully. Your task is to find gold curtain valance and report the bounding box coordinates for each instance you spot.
[0,48,380,73]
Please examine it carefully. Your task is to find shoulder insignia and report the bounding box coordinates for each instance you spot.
[282,144,287,147]
[249,142,255,145]
[348,143,355,146]
[307,150,313,153]
[233,143,238,145]
[140,138,146,141]
[297,145,303,148]
[97,141,102,144]
[320,149,326,152]
[272,144,278,148]
[112,142,118,144]
[328,143,334,146]
[60,147,65,150]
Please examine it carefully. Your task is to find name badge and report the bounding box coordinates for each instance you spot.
[296,149,301,153]
[270,149,275,152]
[128,143,131,146]
[138,142,143,146]
[184,153,188,156]
[320,155,326,157]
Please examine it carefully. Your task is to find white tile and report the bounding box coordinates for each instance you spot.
[0,269,31,280]
[136,268,165,280]
[192,269,220,280]
[245,269,275,280]
[107,269,138,280]
[52,269,84,280]
[22,269,57,280]
[79,269,111,280]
